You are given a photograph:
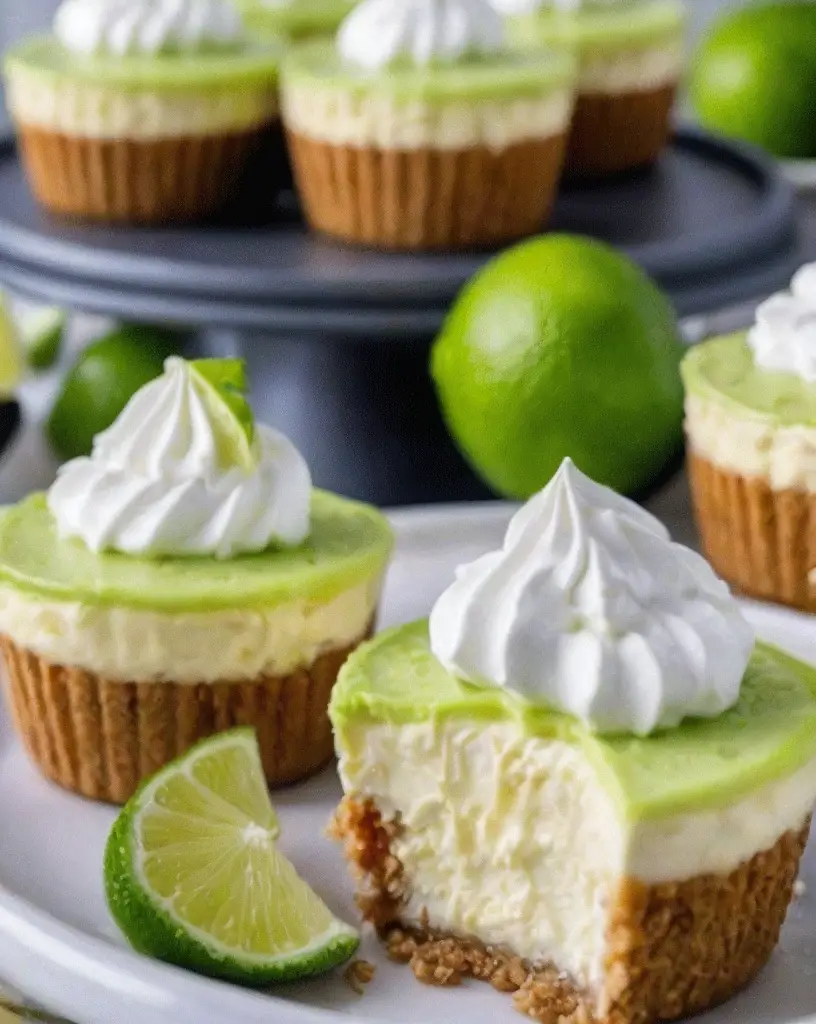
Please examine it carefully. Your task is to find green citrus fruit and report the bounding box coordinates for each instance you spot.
[104,729,359,985]
[19,306,66,371]
[0,295,24,399]
[190,358,256,471]
[689,2,816,159]
[47,324,180,461]
[431,234,684,498]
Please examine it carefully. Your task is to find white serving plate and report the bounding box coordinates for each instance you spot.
[0,439,814,1024]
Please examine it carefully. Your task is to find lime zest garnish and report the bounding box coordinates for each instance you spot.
[104,729,359,985]
[189,358,257,472]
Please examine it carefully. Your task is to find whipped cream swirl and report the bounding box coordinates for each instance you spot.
[429,459,754,735]
[54,0,244,57]
[747,263,816,383]
[338,0,504,71]
[48,358,311,559]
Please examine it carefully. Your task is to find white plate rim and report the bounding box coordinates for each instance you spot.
[0,500,814,1024]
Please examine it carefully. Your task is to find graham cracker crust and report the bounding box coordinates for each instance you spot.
[565,84,676,179]
[286,132,567,250]
[1,628,371,803]
[16,122,277,224]
[331,797,810,1024]
[687,452,816,613]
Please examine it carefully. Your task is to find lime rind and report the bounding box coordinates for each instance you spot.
[189,358,256,472]
[105,730,359,985]
[18,306,66,371]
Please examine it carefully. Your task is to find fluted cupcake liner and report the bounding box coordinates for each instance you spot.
[565,83,676,179]
[286,132,568,251]
[688,452,816,612]
[16,123,277,225]
[1,630,370,804]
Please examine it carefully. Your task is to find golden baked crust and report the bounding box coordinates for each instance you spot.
[331,796,810,1024]
[687,451,816,613]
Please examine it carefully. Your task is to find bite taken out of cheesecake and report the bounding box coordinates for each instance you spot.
[329,459,816,1024]
[0,357,392,803]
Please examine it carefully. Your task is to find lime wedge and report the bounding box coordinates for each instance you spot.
[104,729,359,985]
[0,296,24,398]
[18,306,66,371]
[189,358,256,472]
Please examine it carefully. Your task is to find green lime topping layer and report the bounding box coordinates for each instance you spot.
[682,332,816,427]
[506,0,685,53]
[4,35,282,92]
[0,491,392,611]
[330,621,816,821]
[239,0,356,39]
[282,40,576,104]
[105,729,359,984]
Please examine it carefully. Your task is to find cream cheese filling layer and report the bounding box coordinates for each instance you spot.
[577,40,683,95]
[5,67,278,139]
[685,392,816,493]
[281,84,572,150]
[337,720,816,992]
[0,578,380,682]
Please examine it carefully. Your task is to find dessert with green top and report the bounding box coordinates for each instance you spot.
[683,262,816,613]
[3,0,283,223]
[0,357,392,803]
[280,0,577,250]
[238,0,359,42]
[498,0,685,177]
[330,458,816,1024]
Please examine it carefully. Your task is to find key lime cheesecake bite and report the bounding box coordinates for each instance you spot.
[280,0,576,250]
[329,459,816,1024]
[3,0,283,224]
[238,0,358,42]
[683,263,816,613]
[0,357,392,803]
[497,0,685,177]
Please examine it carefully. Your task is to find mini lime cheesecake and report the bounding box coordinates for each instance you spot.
[280,0,576,250]
[498,0,685,176]
[3,0,283,223]
[683,263,816,613]
[0,358,392,803]
[238,0,358,41]
[330,459,815,1024]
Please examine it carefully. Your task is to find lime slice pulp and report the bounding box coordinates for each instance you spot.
[104,729,359,985]
[190,358,256,472]
[19,306,66,370]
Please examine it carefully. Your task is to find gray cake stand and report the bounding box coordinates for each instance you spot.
[0,126,799,505]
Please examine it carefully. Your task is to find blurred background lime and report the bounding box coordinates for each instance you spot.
[0,295,24,400]
[690,2,816,158]
[47,324,181,461]
[431,235,685,499]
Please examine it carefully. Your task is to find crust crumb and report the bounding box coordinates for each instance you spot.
[344,959,376,995]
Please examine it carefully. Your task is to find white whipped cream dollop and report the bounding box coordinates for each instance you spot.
[429,458,755,735]
[48,358,311,559]
[747,263,816,383]
[54,0,244,57]
[338,0,504,71]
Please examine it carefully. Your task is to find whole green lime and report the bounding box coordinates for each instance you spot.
[431,235,685,499]
[47,324,180,461]
[690,2,816,158]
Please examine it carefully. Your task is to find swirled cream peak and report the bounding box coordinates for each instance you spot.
[747,263,816,383]
[54,0,244,57]
[338,0,504,71]
[47,357,312,559]
[429,458,754,735]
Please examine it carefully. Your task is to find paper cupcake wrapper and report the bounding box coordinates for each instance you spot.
[565,83,676,179]
[688,452,816,612]
[286,132,568,251]
[1,630,370,804]
[16,123,277,225]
